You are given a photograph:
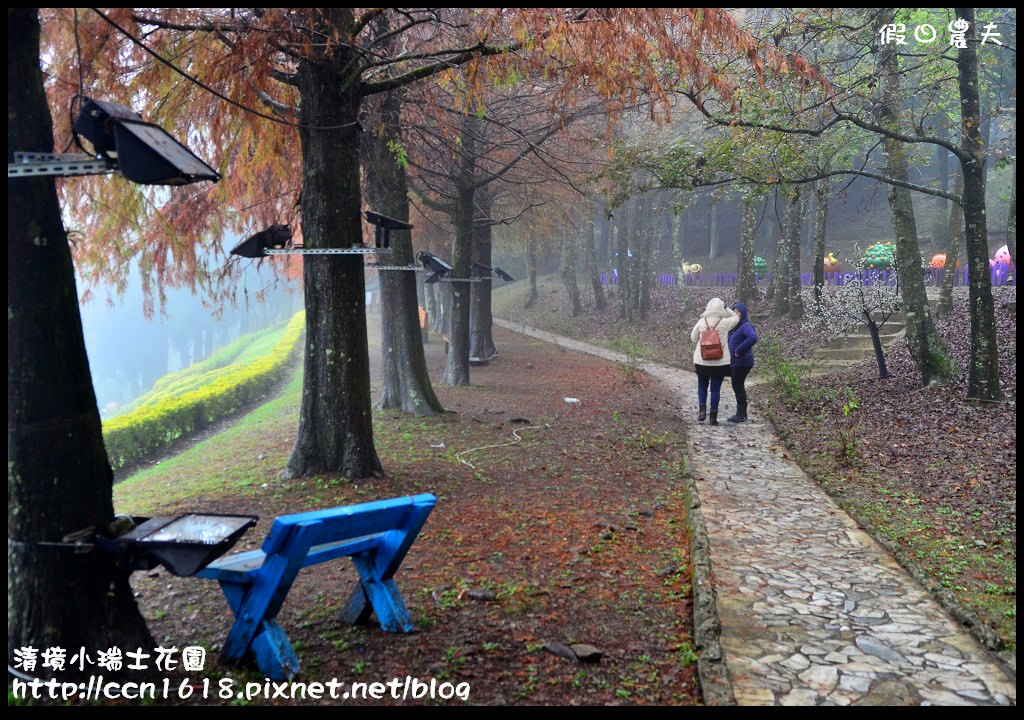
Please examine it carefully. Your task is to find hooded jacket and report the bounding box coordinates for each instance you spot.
[728,301,758,368]
[689,298,739,366]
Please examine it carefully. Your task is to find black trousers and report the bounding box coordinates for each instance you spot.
[731,365,752,405]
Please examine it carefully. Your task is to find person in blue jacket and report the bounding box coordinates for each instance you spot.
[727,302,758,423]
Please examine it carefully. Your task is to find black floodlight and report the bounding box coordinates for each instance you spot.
[230,224,292,258]
[72,97,220,186]
[98,514,257,577]
[417,251,453,284]
[470,262,515,282]
[363,211,413,249]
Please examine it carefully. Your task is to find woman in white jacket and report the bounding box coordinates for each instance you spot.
[689,297,740,425]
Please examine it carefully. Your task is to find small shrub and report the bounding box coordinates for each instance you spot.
[830,389,862,464]
[760,333,803,405]
[611,338,645,385]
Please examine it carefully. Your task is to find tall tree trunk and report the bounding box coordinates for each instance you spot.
[660,201,674,270]
[931,115,951,242]
[425,276,440,334]
[560,225,583,316]
[8,8,153,670]
[442,117,477,387]
[286,9,382,477]
[1007,157,1016,268]
[673,200,688,264]
[708,201,720,259]
[469,189,497,360]
[736,193,759,308]
[630,196,645,313]
[525,234,539,307]
[811,180,829,310]
[877,10,953,386]
[362,88,443,414]
[765,192,785,303]
[582,206,606,310]
[773,187,803,317]
[637,204,653,319]
[956,8,1001,401]
[937,167,965,316]
[787,190,807,320]
[596,199,611,269]
[615,200,632,321]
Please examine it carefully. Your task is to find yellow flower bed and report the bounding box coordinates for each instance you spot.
[103,311,305,469]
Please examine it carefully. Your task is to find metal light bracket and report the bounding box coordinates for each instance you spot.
[263,247,394,256]
[8,152,115,179]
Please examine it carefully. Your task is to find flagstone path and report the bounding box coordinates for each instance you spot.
[495,318,1016,706]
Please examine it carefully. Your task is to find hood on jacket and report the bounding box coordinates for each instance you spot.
[732,301,748,324]
[701,297,733,319]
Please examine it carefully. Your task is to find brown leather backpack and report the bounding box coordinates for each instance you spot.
[700,318,723,361]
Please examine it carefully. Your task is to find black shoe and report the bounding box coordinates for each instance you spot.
[727,402,748,423]
[698,405,706,422]
[709,411,719,426]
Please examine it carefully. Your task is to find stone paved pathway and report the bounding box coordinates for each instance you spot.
[495,318,1016,706]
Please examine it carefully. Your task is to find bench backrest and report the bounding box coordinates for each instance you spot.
[261,494,436,575]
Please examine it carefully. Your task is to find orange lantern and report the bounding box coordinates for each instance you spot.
[823,253,840,272]
[930,253,961,270]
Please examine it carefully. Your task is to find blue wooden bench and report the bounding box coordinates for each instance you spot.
[197,493,436,680]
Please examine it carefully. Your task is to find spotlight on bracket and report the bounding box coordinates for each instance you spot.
[364,211,413,249]
[417,251,453,284]
[471,262,515,282]
[230,224,292,258]
[72,97,220,186]
[96,513,257,577]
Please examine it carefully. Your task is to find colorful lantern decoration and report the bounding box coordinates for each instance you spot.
[681,260,702,275]
[862,242,896,271]
[753,256,768,276]
[992,245,1014,266]
[929,253,962,270]
[823,252,840,272]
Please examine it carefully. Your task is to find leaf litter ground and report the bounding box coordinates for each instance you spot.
[116,325,701,705]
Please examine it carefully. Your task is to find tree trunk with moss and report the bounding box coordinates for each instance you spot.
[636,201,653,320]
[286,9,381,477]
[937,167,964,317]
[560,227,583,316]
[877,10,953,386]
[470,189,497,361]
[1007,158,1016,268]
[525,234,539,308]
[362,88,443,414]
[811,180,829,310]
[737,193,759,308]
[442,116,478,387]
[8,8,154,671]
[615,200,632,321]
[773,186,803,318]
[582,207,606,311]
[956,8,1001,401]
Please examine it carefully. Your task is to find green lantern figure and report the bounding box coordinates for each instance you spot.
[862,242,896,271]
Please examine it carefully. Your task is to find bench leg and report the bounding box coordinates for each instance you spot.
[251,620,300,681]
[350,556,414,632]
[338,584,373,626]
[216,580,301,680]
